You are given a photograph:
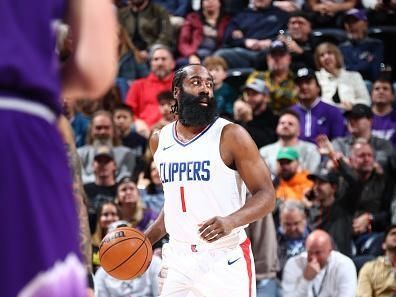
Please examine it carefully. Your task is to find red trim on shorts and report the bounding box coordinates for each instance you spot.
[240,238,253,297]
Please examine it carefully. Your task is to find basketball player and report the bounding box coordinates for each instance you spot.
[145,64,276,297]
[0,0,117,296]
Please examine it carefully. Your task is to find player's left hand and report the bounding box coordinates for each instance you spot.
[198,216,234,242]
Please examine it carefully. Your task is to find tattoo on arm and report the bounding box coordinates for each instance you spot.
[65,141,92,273]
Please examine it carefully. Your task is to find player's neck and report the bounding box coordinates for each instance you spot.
[175,121,209,142]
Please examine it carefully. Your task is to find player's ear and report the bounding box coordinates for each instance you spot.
[173,87,180,99]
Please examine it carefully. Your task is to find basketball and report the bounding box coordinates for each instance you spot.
[99,226,152,280]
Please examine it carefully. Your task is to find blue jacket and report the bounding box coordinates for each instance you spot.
[223,6,289,48]
[339,37,383,81]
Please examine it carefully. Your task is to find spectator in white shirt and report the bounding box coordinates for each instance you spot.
[282,229,357,297]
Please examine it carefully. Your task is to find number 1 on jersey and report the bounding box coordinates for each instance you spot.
[180,186,186,212]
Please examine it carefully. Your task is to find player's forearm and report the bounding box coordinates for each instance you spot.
[145,210,167,245]
[228,189,276,229]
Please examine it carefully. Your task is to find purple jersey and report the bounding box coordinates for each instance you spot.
[292,98,347,143]
[372,111,396,147]
[0,0,66,114]
[0,1,86,296]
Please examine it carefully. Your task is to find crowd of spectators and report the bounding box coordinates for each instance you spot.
[57,0,396,296]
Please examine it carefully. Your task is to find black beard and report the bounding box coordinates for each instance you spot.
[177,90,218,127]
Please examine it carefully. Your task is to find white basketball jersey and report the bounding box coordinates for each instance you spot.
[153,118,247,243]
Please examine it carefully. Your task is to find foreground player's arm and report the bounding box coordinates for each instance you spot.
[144,131,168,245]
[62,0,118,99]
[199,124,276,242]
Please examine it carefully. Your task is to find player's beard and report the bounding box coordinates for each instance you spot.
[177,89,218,127]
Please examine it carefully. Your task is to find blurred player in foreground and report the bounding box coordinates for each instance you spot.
[0,0,117,296]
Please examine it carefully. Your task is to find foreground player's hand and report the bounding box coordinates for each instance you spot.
[303,257,321,281]
[198,216,234,242]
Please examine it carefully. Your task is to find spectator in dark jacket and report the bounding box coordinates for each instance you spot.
[339,9,384,81]
[215,0,289,69]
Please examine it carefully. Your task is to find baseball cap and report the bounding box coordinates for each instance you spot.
[344,104,373,119]
[294,67,317,83]
[289,10,312,23]
[308,168,339,184]
[269,40,288,55]
[276,147,299,161]
[242,79,269,95]
[344,9,367,22]
[94,145,114,160]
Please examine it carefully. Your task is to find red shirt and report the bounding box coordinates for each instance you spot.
[125,72,173,127]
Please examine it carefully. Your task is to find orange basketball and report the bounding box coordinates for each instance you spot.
[99,226,152,280]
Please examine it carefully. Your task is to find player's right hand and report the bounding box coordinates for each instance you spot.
[198,216,234,242]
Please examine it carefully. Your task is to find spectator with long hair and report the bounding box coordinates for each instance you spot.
[177,0,230,66]
[314,42,370,111]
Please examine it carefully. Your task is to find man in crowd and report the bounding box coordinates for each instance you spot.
[215,0,289,69]
[357,225,396,296]
[339,9,384,81]
[247,40,298,114]
[125,44,175,129]
[307,168,353,256]
[371,78,396,147]
[291,67,346,143]
[274,147,313,202]
[78,110,137,184]
[260,109,321,176]
[332,103,393,171]
[233,78,278,148]
[277,201,309,274]
[282,230,357,297]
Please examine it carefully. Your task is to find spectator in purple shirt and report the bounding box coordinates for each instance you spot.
[371,78,396,147]
[291,67,346,143]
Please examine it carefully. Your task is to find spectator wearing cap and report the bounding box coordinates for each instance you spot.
[331,103,394,171]
[260,109,321,176]
[233,78,278,147]
[318,137,395,257]
[78,110,138,184]
[371,78,396,147]
[314,42,371,111]
[277,10,319,71]
[215,0,289,69]
[339,9,384,82]
[274,147,314,203]
[84,145,118,232]
[247,40,298,114]
[291,67,346,143]
[307,168,353,256]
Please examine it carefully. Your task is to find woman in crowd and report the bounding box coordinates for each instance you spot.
[177,0,230,66]
[91,201,121,272]
[314,42,371,111]
[115,176,158,231]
